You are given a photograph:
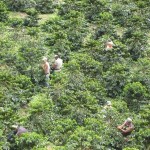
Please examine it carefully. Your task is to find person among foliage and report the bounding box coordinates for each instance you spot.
[105,40,114,50]
[102,101,113,123]
[104,101,112,109]
[42,57,50,87]
[52,54,63,72]
[117,118,134,136]
[7,125,28,142]
[12,125,28,136]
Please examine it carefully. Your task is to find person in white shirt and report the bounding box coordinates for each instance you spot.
[52,54,63,72]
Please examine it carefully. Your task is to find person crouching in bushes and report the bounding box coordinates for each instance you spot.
[117,118,134,137]
[7,125,28,142]
[103,101,112,109]
[105,40,114,50]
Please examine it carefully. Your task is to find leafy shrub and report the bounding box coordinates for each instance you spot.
[65,126,102,150]
[35,0,55,14]
[0,1,8,22]
[15,132,47,149]
[0,125,9,150]
[9,18,23,28]
[123,148,139,150]
[29,93,53,113]
[84,0,107,22]
[41,16,62,32]
[111,3,131,26]
[112,100,129,113]
[4,0,36,11]
[16,41,46,84]
[27,27,40,37]
[0,69,34,141]
[48,119,77,145]
[123,82,148,111]
[58,0,86,16]
[130,58,150,96]
[122,28,148,60]
[84,39,129,71]
[23,8,39,27]
[103,63,130,98]
[69,53,103,78]
[0,0,150,150]
[85,79,106,105]
[99,12,113,21]
[135,104,150,149]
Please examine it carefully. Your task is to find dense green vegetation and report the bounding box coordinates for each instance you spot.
[0,0,150,149]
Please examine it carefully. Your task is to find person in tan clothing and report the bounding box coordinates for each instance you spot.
[42,57,50,87]
[117,118,134,136]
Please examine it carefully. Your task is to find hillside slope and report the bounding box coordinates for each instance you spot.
[0,0,150,150]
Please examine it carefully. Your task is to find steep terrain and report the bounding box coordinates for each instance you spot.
[0,0,150,150]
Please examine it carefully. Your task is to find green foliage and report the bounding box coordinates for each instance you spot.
[15,132,47,149]
[99,12,113,22]
[111,3,131,26]
[3,0,36,11]
[29,93,53,113]
[0,1,8,22]
[69,53,103,78]
[103,63,131,97]
[112,99,129,113]
[65,126,102,150]
[0,0,150,149]
[47,119,77,145]
[58,0,86,16]
[15,40,46,84]
[35,0,55,14]
[122,28,148,60]
[123,148,139,150]
[84,39,129,71]
[23,8,39,27]
[84,0,108,22]
[9,18,23,28]
[137,104,150,148]
[123,82,148,112]
[130,58,150,95]
[0,125,9,150]
[0,71,33,110]
[84,79,106,104]
[42,10,88,52]
[27,27,40,37]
